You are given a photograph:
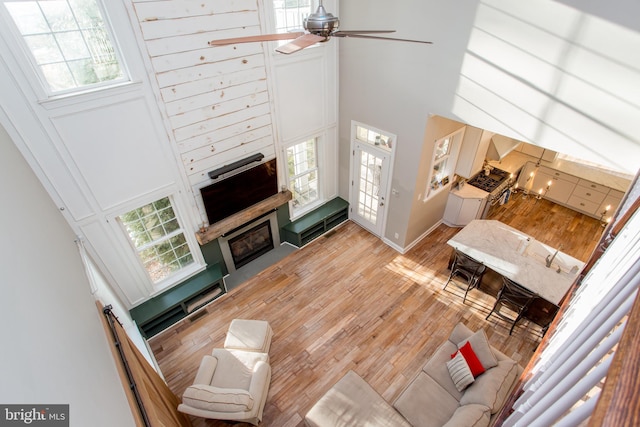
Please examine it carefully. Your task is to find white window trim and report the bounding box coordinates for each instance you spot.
[284,136,324,220]
[424,128,464,201]
[0,0,131,100]
[263,0,329,56]
[111,191,206,295]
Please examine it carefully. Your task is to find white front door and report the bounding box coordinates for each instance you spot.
[349,123,395,237]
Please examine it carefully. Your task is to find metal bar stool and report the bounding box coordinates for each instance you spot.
[443,250,486,303]
[486,277,538,335]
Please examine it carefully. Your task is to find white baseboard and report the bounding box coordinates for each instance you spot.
[388,220,444,254]
[411,220,445,250]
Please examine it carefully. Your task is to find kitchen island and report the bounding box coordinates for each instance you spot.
[448,219,583,306]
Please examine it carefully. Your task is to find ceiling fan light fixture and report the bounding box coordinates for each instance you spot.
[303,4,339,38]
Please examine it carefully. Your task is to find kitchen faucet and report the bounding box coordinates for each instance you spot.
[546,244,563,268]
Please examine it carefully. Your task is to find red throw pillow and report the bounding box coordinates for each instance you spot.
[451,341,485,377]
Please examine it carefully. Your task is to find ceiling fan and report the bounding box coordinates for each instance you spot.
[208,1,432,54]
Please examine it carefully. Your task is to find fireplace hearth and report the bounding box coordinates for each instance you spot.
[219,212,281,273]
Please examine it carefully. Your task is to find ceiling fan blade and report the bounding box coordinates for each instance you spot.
[333,30,395,35]
[333,33,433,44]
[209,32,304,46]
[275,34,325,54]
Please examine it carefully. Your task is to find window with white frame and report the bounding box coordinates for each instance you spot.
[2,0,126,94]
[425,128,463,199]
[286,137,320,214]
[118,197,194,285]
[273,0,312,34]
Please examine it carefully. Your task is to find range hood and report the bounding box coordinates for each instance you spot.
[486,135,521,161]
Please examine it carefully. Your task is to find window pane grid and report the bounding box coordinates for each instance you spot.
[358,151,381,223]
[273,0,311,33]
[5,0,124,93]
[286,138,320,211]
[119,197,194,284]
[355,125,392,151]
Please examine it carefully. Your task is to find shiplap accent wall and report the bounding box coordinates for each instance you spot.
[131,0,277,189]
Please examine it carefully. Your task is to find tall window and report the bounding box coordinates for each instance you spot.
[273,0,312,34]
[3,0,125,94]
[286,138,319,213]
[119,197,194,285]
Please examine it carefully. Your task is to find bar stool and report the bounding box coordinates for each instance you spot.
[486,277,538,335]
[443,250,486,303]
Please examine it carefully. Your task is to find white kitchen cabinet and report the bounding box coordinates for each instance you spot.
[531,169,576,204]
[518,161,629,219]
[518,143,558,162]
[597,190,624,221]
[567,180,609,215]
[443,186,488,227]
[455,126,493,179]
[567,195,600,215]
[571,181,607,204]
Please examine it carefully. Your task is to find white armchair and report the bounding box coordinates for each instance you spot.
[178,348,271,425]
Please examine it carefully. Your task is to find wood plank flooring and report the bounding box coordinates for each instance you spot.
[148,194,604,427]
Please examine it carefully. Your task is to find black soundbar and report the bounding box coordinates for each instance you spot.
[207,153,265,179]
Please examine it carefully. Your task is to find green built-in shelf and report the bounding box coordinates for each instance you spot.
[282,197,349,247]
[130,263,225,338]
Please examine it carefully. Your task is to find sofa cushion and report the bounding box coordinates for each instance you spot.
[442,404,491,427]
[394,372,460,427]
[182,384,254,412]
[447,352,475,392]
[448,323,474,345]
[422,340,464,401]
[457,329,498,371]
[460,359,520,413]
[305,370,411,427]
[210,348,269,391]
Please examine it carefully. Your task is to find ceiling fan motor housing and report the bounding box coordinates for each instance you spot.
[304,5,339,39]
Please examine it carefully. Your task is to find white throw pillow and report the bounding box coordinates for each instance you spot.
[447,351,475,392]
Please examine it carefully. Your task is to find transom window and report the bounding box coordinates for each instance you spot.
[273,0,312,34]
[355,125,393,152]
[3,0,126,94]
[286,138,319,213]
[119,197,194,285]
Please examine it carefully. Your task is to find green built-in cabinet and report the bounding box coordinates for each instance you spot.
[282,197,349,247]
[129,263,225,338]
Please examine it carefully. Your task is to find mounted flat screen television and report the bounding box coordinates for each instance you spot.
[200,158,278,225]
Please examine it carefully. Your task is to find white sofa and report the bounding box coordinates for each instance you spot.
[305,323,522,427]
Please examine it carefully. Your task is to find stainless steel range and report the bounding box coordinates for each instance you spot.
[466,167,512,217]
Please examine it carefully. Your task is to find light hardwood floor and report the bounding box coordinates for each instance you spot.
[149,195,605,426]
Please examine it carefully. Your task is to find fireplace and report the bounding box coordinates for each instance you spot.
[229,220,273,268]
[219,212,281,272]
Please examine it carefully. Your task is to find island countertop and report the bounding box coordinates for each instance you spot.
[447,219,584,305]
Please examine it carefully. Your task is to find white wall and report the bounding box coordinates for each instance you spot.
[339,0,640,246]
[0,123,135,426]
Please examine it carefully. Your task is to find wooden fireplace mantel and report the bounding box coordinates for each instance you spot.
[196,190,292,245]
